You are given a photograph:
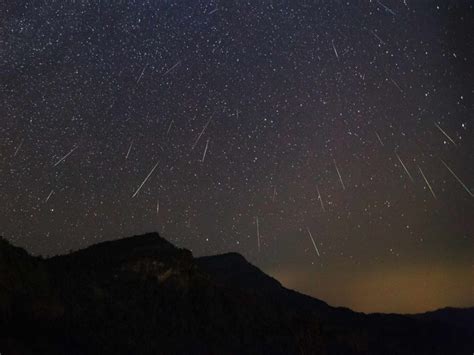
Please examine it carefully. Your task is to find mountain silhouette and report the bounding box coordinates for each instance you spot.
[0,233,472,354]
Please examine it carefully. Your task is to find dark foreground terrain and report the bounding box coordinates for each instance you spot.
[0,233,472,354]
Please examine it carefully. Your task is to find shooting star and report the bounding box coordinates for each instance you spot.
[136,63,147,84]
[166,119,174,135]
[163,61,181,76]
[418,166,436,199]
[306,227,320,257]
[390,78,403,93]
[370,30,386,45]
[201,139,210,162]
[13,139,24,157]
[192,114,214,150]
[434,122,456,145]
[331,39,339,60]
[333,159,345,190]
[256,216,260,252]
[131,161,159,198]
[125,141,133,159]
[440,160,473,197]
[45,190,54,203]
[377,0,396,16]
[156,199,160,216]
[53,145,78,167]
[208,7,218,15]
[272,186,277,202]
[395,152,414,183]
[316,185,326,212]
[375,131,384,147]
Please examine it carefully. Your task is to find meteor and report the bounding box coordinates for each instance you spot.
[306,227,320,257]
[316,185,326,212]
[418,166,436,199]
[395,152,414,183]
[54,145,78,167]
[333,159,345,190]
[440,160,473,197]
[434,123,456,145]
[131,162,159,198]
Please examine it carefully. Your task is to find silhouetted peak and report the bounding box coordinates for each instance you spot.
[47,233,192,272]
[414,307,474,335]
[1,233,473,354]
[200,251,248,265]
[0,236,22,252]
[85,232,175,251]
[197,252,283,291]
[0,236,35,263]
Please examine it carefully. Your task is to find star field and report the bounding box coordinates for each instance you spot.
[1,0,473,313]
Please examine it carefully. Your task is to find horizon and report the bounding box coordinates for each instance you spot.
[4,230,473,315]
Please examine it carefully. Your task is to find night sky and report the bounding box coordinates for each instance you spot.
[1,0,473,313]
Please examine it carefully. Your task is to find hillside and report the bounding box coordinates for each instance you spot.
[0,233,472,354]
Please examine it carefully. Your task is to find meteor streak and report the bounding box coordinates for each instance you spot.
[306,227,320,257]
[131,162,159,198]
[440,160,473,197]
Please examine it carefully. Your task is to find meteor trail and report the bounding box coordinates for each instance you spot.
[333,159,345,190]
[390,78,403,93]
[192,114,214,150]
[331,40,339,60]
[440,160,473,197]
[316,185,326,212]
[377,0,396,15]
[418,166,436,199]
[208,7,218,15]
[163,61,181,76]
[54,145,78,167]
[306,227,320,257]
[131,162,159,198]
[201,139,209,162]
[375,131,384,146]
[434,123,456,145]
[395,152,414,183]
[371,30,386,45]
[167,119,174,135]
[136,63,147,84]
[126,141,133,159]
[45,190,54,203]
[13,139,24,157]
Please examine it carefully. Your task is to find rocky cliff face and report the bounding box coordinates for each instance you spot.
[0,234,472,355]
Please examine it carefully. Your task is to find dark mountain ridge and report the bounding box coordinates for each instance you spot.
[0,233,472,354]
